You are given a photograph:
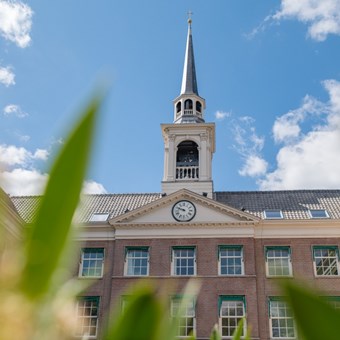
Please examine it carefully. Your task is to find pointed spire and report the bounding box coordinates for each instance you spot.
[180,16,199,95]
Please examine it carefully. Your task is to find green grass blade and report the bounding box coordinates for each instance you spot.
[283,281,340,340]
[20,96,101,299]
[231,318,244,340]
[210,324,221,340]
[103,286,162,340]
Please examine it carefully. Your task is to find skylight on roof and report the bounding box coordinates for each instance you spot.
[89,213,109,222]
[309,209,329,219]
[264,210,283,219]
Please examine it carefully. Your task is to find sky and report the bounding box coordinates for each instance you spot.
[0,0,340,196]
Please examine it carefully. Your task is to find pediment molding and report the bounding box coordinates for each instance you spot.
[109,189,259,224]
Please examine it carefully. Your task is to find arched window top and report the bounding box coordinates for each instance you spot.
[176,140,199,166]
[184,99,193,110]
[196,101,202,113]
[176,101,181,113]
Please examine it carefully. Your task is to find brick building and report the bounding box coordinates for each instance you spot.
[8,19,340,340]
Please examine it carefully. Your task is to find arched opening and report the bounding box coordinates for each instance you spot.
[176,101,181,113]
[176,140,199,179]
[184,99,193,110]
[196,101,202,113]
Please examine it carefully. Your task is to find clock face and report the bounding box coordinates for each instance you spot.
[172,200,196,222]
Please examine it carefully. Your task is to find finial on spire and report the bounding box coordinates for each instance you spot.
[187,11,193,26]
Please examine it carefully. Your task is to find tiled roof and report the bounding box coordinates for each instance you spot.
[214,190,340,220]
[10,193,162,224]
[10,189,340,224]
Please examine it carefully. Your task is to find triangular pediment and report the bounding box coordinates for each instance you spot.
[109,189,258,225]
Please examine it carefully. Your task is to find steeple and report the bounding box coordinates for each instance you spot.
[162,17,215,198]
[180,18,198,95]
[173,17,206,124]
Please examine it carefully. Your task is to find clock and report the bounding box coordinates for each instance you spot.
[172,200,196,222]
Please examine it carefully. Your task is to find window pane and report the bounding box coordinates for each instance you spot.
[266,248,291,277]
[125,248,149,276]
[75,298,99,338]
[171,298,195,337]
[173,248,196,276]
[269,300,295,339]
[314,247,339,276]
[219,299,245,337]
[219,247,243,276]
[80,249,104,277]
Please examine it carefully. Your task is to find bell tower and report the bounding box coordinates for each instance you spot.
[161,18,215,198]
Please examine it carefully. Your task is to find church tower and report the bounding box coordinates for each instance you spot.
[161,18,215,198]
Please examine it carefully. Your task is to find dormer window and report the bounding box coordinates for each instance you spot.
[89,213,109,222]
[264,210,283,219]
[309,209,329,219]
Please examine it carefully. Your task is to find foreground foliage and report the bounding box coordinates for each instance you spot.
[1,94,339,339]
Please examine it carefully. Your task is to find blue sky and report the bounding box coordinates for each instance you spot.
[1,0,340,195]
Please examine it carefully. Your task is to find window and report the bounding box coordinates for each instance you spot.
[265,246,292,277]
[75,297,99,338]
[269,298,296,339]
[125,247,149,276]
[309,209,329,218]
[89,213,109,222]
[79,248,104,278]
[171,296,196,338]
[264,210,283,219]
[172,247,196,276]
[219,296,246,338]
[324,297,340,310]
[219,246,244,275]
[313,246,339,276]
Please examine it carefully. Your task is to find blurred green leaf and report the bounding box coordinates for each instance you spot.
[210,324,221,340]
[20,95,101,299]
[283,281,340,340]
[231,318,244,340]
[103,285,163,340]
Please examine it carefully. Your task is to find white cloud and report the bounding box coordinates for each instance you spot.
[18,134,30,142]
[273,0,340,41]
[0,144,49,167]
[259,79,340,190]
[239,155,268,177]
[82,180,108,194]
[3,104,28,118]
[33,148,49,161]
[215,110,231,121]
[232,116,267,178]
[0,66,15,86]
[0,168,48,195]
[0,144,108,196]
[272,95,326,143]
[0,0,33,48]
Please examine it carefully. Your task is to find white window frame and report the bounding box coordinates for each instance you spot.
[218,246,244,276]
[171,247,196,276]
[171,297,196,338]
[264,210,283,219]
[269,299,296,339]
[124,247,149,276]
[89,213,109,222]
[75,297,99,338]
[313,246,339,276]
[219,296,246,338]
[309,209,329,219]
[265,247,292,277]
[79,248,104,278]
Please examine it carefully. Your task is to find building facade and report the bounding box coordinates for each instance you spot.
[9,19,340,340]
